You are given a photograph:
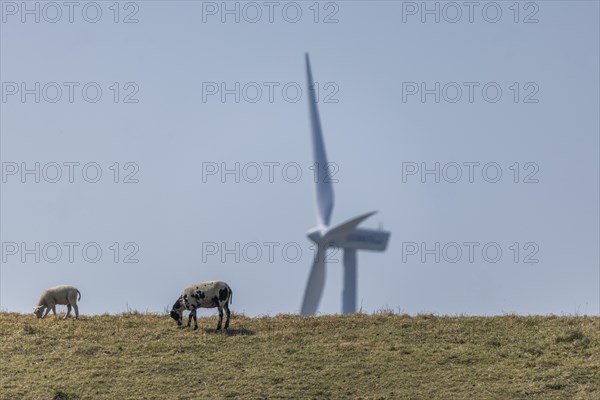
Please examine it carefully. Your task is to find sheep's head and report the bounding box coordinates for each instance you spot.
[170,297,183,326]
[32,306,44,319]
[170,310,182,326]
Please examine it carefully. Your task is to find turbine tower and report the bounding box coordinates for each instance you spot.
[300,54,391,316]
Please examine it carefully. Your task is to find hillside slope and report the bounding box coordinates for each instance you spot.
[0,313,598,399]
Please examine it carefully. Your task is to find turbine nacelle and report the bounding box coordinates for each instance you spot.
[331,227,391,252]
[306,213,390,251]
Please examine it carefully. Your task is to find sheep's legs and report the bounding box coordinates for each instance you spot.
[42,307,51,319]
[73,304,79,319]
[217,307,223,331]
[52,306,57,316]
[191,309,198,330]
[224,304,231,330]
[64,305,72,319]
[187,310,198,330]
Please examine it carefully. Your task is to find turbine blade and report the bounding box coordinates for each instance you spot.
[323,211,377,242]
[306,53,334,227]
[300,244,327,316]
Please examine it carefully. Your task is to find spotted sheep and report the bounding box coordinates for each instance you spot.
[170,281,232,331]
[33,285,81,319]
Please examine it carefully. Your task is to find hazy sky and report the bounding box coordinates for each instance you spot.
[1,0,598,316]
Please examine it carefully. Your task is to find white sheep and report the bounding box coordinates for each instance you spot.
[170,280,232,330]
[33,285,81,319]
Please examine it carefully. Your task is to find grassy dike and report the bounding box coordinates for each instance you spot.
[0,312,598,399]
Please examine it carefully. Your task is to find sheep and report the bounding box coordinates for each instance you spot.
[170,280,232,331]
[33,285,81,319]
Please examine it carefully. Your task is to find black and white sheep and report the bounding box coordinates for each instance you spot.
[170,281,232,330]
[33,285,81,319]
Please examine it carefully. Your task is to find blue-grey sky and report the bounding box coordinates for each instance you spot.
[1,1,598,316]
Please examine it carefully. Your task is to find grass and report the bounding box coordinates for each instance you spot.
[0,312,599,399]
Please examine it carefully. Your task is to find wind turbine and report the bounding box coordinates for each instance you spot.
[300,54,391,316]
